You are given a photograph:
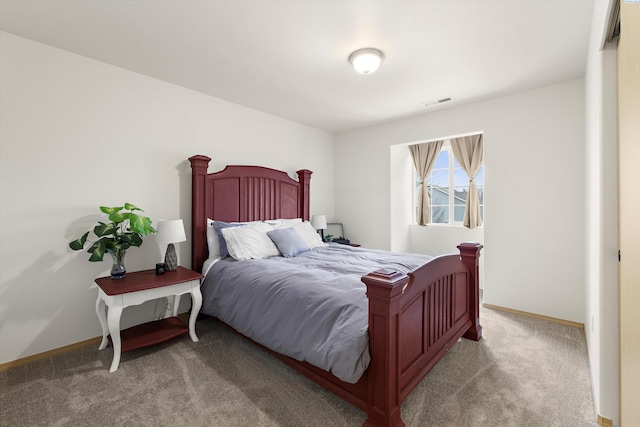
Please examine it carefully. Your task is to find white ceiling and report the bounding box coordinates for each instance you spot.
[0,0,596,133]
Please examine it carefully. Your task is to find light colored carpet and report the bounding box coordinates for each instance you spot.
[0,306,597,427]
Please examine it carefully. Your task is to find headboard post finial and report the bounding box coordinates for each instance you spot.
[189,155,211,175]
[297,169,312,221]
[189,155,211,272]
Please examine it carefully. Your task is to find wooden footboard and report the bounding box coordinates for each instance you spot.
[361,242,482,427]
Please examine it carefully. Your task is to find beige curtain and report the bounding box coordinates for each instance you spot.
[450,134,483,228]
[409,140,444,225]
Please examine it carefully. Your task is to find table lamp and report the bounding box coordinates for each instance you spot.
[311,214,327,241]
[156,219,186,271]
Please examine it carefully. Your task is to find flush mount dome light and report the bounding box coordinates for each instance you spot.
[348,48,384,74]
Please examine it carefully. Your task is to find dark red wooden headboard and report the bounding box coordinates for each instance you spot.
[188,155,312,272]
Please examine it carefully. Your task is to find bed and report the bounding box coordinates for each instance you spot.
[189,155,482,427]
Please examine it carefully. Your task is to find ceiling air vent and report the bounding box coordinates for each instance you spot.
[424,97,453,108]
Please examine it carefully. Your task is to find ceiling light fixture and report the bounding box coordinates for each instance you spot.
[348,48,385,75]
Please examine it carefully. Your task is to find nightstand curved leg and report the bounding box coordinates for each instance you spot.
[95,294,109,350]
[107,305,123,373]
[189,287,202,342]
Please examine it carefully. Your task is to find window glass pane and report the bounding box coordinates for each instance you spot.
[476,166,484,185]
[430,186,449,205]
[433,150,448,169]
[428,151,449,187]
[431,206,448,223]
[454,187,467,205]
[453,162,484,187]
[429,169,448,187]
[452,157,468,187]
[477,185,484,204]
[453,167,468,187]
[454,206,465,222]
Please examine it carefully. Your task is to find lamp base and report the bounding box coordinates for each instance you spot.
[164,243,178,271]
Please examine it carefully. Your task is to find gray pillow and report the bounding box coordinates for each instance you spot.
[267,227,310,258]
[213,221,244,258]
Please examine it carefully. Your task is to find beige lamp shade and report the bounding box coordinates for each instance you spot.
[156,219,186,244]
[311,215,327,230]
[157,219,186,271]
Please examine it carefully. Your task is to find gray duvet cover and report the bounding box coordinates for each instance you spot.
[201,244,431,384]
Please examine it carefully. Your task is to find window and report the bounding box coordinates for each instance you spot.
[414,143,484,225]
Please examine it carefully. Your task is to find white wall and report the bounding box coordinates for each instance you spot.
[0,32,335,365]
[584,0,619,424]
[409,225,485,290]
[336,79,586,323]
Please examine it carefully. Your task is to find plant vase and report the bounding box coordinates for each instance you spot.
[108,249,127,279]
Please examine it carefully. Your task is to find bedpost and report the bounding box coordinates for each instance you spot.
[361,269,410,427]
[458,242,483,341]
[188,155,211,272]
[296,169,312,221]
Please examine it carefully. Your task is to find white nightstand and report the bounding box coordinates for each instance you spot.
[94,266,203,372]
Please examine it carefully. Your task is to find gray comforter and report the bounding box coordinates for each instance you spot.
[201,244,432,383]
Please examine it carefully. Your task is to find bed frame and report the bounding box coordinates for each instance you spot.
[189,155,482,427]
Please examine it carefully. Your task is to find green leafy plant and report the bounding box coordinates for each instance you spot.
[69,203,156,262]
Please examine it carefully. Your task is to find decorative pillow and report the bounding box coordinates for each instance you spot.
[221,224,280,261]
[275,221,325,249]
[267,227,310,258]
[213,221,245,258]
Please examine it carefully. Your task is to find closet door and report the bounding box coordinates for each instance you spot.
[618,1,640,425]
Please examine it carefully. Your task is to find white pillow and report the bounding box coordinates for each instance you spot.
[206,218,226,259]
[275,221,325,249]
[206,218,268,258]
[206,225,221,259]
[221,223,280,260]
[265,218,303,226]
[245,221,274,232]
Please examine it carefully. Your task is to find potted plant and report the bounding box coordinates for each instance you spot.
[69,203,156,279]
